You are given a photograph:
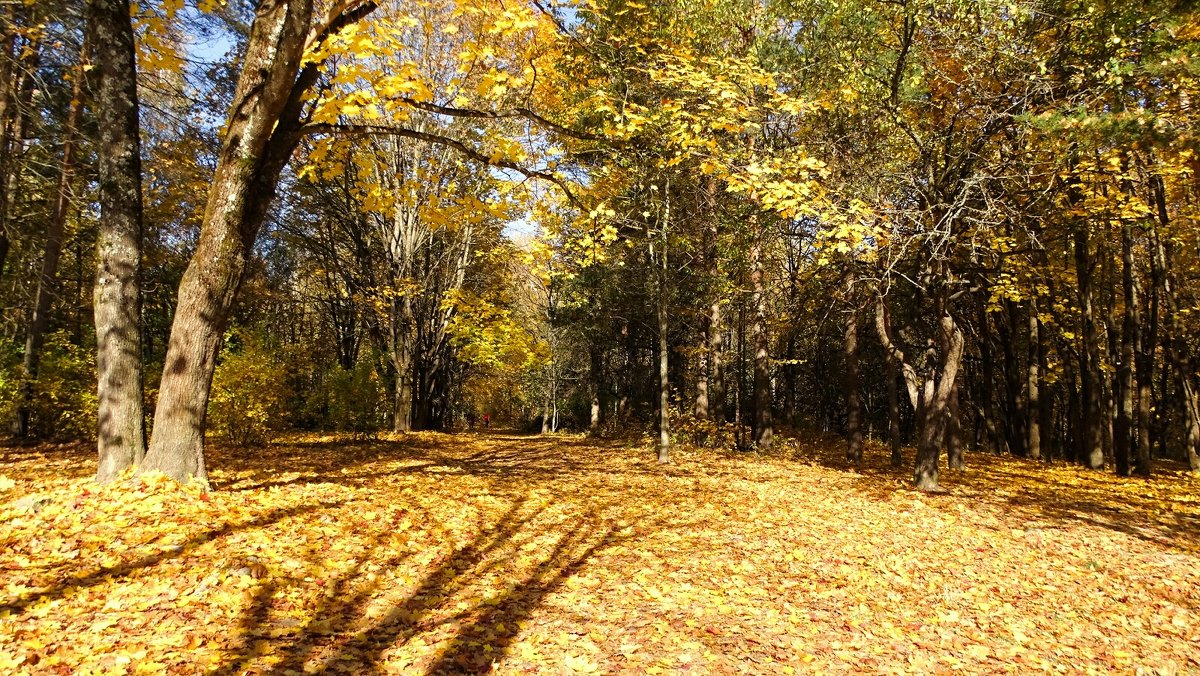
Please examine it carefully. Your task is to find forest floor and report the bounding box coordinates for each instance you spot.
[1,432,1199,674]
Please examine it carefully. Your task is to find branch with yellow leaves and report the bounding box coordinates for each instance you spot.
[302,122,584,210]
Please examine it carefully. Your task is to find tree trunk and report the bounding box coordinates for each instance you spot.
[913,308,964,492]
[1074,226,1105,469]
[142,1,376,482]
[19,53,85,436]
[1026,298,1042,461]
[708,298,725,422]
[947,380,963,470]
[694,316,709,419]
[844,306,863,464]
[89,0,147,483]
[887,357,902,467]
[657,288,670,463]
[1114,221,1138,476]
[750,219,772,450]
[590,346,603,432]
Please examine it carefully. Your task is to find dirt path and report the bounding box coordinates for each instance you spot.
[1,432,1198,673]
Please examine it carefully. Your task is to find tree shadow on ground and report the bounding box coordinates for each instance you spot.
[0,500,344,616]
[218,497,623,675]
[777,432,1200,555]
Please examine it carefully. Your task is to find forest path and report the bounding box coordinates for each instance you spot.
[1,432,1198,673]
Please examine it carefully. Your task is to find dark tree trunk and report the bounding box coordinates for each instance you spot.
[750,224,772,450]
[1114,221,1138,476]
[708,298,725,422]
[844,306,863,464]
[19,54,85,436]
[947,380,963,470]
[887,357,903,467]
[1074,226,1105,469]
[657,286,670,463]
[88,0,146,482]
[1026,298,1042,461]
[977,303,1002,453]
[142,1,377,482]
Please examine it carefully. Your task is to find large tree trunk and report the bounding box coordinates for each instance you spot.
[912,305,964,492]
[844,305,863,464]
[142,1,376,482]
[19,54,85,436]
[89,0,146,483]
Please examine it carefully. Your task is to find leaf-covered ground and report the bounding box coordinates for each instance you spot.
[2,433,1199,674]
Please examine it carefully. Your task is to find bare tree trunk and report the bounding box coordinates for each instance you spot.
[18,53,85,435]
[977,304,1002,453]
[913,307,964,492]
[1074,226,1105,469]
[1026,298,1042,461]
[844,306,863,464]
[750,218,772,450]
[89,0,146,482]
[1114,221,1138,476]
[708,298,725,422]
[887,357,902,467]
[694,317,709,419]
[657,288,670,463]
[589,346,603,432]
[947,380,962,470]
[142,1,377,482]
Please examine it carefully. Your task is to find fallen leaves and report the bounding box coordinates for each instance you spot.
[1,432,1198,673]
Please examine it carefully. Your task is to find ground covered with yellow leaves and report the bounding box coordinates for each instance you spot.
[2,433,1199,674]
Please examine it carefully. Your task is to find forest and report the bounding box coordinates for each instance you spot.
[1,0,1199,672]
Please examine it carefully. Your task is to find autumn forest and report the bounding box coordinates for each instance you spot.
[1,0,1199,672]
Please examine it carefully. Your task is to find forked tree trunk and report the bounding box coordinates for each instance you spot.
[141,0,377,483]
[912,310,964,491]
[89,0,146,482]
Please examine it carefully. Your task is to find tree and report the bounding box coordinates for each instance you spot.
[141,0,378,483]
[89,0,146,483]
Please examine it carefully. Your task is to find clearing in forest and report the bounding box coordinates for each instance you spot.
[1,433,1198,674]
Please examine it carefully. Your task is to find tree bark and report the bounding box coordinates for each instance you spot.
[887,357,903,467]
[89,0,146,482]
[708,298,725,422]
[142,0,377,482]
[844,305,863,464]
[19,52,85,436]
[1074,226,1105,469]
[1114,221,1138,476]
[750,217,772,450]
[1026,298,1042,461]
[657,286,670,463]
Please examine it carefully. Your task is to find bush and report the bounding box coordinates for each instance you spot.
[208,332,290,446]
[0,332,101,441]
[323,361,386,438]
